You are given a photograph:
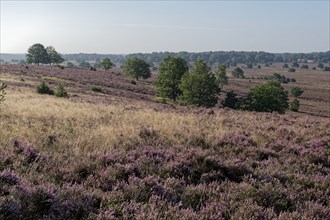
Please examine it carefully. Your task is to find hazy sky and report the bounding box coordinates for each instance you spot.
[1,1,329,54]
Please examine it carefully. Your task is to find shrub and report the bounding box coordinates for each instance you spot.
[36,82,54,95]
[282,63,289,68]
[90,66,97,71]
[291,87,304,97]
[130,80,136,85]
[288,68,296,72]
[222,91,239,109]
[54,84,69,98]
[291,62,299,68]
[323,66,330,71]
[91,86,103,93]
[301,64,309,69]
[317,63,324,69]
[290,99,300,112]
[247,63,253,69]
[242,80,289,114]
[231,67,244,78]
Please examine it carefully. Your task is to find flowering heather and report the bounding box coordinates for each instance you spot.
[0,66,330,219]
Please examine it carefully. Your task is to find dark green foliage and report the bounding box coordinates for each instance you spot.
[156,56,188,101]
[90,66,97,71]
[291,62,299,68]
[290,99,300,112]
[36,82,54,95]
[323,66,330,71]
[317,63,324,69]
[301,64,309,69]
[0,83,7,104]
[179,60,219,107]
[124,57,151,80]
[290,78,296,82]
[291,87,304,97]
[232,67,244,78]
[247,63,253,69]
[91,86,103,93]
[130,80,137,85]
[282,63,289,68]
[100,58,114,71]
[26,43,49,66]
[214,64,228,89]
[257,65,261,69]
[54,84,69,98]
[242,81,289,114]
[46,46,64,65]
[66,62,75,68]
[222,91,239,109]
[79,61,91,69]
[288,68,296,72]
[271,73,291,84]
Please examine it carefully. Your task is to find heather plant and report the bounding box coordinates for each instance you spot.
[36,82,54,95]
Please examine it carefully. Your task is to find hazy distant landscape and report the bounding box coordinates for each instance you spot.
[1,1,329,219]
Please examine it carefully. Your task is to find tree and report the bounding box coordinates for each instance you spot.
[301,64,309,69]
[179,60,219,107]
[247,63,253,69]
[288,68,296,72]
[26,43,49,65]
[291,62,299,68]
[282,63,289,68]
[54,84,69,98]
[156,56,188,101]
[124,57,151,80]
[36,82,54,95]
[289,99,300,112]
[317,63,324,69]
[243,80,289,114]
[290,87,304,97]
[214,64,228,89]
[222,90,239,109]
[232,67,244,78]
[79,61,91,69]
[323,66,330,71]
[46,46,64,65]
[100,58,114,72]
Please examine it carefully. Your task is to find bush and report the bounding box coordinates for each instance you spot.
[290,99,300,112]
[291,87,304,97]
[54,84,69,98]
[291,62,299,68]
[222,91,239,109]
[288,68,296,72]
[90,67,97,71]
[130,80,136,85]
[282,63,289,68]
[36,82,54,95]
[91,86,103,93]
[323,66,330,71]
[232,67,244,78]
[242,81,289,114]
[301,64,309,69]
[317,63,324,69]
[179,60,219,107]
[247,63,253,69]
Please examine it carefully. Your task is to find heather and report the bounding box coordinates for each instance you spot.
[1,88,330,219]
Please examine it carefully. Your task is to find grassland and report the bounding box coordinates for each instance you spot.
[0,64,330,219]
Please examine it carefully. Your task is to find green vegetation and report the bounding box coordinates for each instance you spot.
[91,86,103,93]
[290,99,300,112]
[100,58,114,72]
[124,57,151,80]
[79,61,91,69]
[242,81,289,114]
[214,64,228,89]
[26,44,49,66]
[54,84,69,98]
[179,60,219,107]
[288,68,296,72]
[221,91,239,109]
[291,87,304,97]
[301,64,309,69]
[36,82,54,95]
[282,63,289,68]
[46,46,64,65]
[156,56,188,101]
[232,67,244,78]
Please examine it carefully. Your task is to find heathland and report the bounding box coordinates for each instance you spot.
[0,63,329,219]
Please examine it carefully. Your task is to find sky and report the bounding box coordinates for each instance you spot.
[0,1,329,54]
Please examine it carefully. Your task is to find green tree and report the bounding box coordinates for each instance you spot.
[124,57,151,80]
[214,64,228,89]
[36,82,54,95]
[221,90,239,109]
[247,63,253,69]
[290,87,304,97]
[243,80,289,114]
[156,56,188,101]
[232,67,244,78]
[100,58,114,72]
[26,43,49,65]
[79,61,91,69]
[179,60,219,107]
[46,46,64,65]
[282,63,289,68]
[317,63,324,69]
[289,99,300,112]
[54,84,69,98]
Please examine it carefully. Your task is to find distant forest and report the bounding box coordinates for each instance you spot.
[1,51,329,66]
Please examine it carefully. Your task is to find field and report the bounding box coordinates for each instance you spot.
[0,64,330,219]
